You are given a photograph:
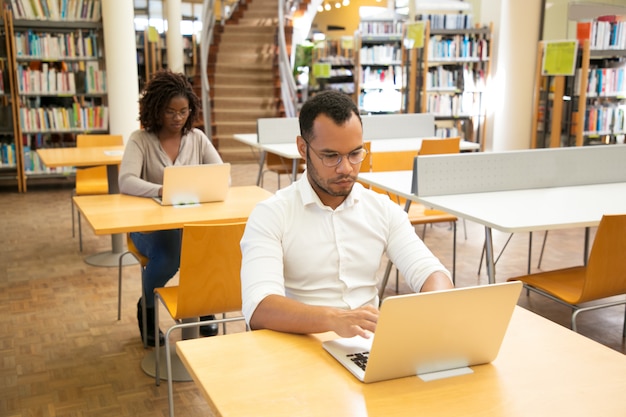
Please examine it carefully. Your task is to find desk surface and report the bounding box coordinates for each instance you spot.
[177,306,626,417]
[73,186,273,235]
[358,171,626,233]
[36,146,125,167]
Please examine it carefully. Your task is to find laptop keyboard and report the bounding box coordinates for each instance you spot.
[347,351,370,371]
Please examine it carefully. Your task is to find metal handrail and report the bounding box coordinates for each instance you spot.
[278,0,299,117]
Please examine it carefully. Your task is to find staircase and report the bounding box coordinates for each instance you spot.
[205,0,283,163]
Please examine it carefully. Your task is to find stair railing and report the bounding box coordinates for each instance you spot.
[278,0,299,117]
[200,0,216,141]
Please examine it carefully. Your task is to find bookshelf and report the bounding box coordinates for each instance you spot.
[532,17,626,148]
[1,10,20,189]
[4,0,108,191]
[407,17,492,148]
[355,13,405,114]
[309,38,355,102]
[136,29,197,91]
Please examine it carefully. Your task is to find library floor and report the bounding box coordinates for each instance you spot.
[1,162,625,417]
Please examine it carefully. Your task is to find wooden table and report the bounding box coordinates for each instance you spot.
[37,145,126,266]
[177,306,626,416]
[73,186,273,234]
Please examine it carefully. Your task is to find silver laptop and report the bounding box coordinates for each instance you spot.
[323,281,522,383]
[154,163,231,206]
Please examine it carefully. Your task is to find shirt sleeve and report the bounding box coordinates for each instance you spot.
[118,133,161,197]
[240,199,288,325]
[384,201,452,291]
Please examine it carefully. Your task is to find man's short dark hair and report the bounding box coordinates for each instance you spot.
[299,90,361,142]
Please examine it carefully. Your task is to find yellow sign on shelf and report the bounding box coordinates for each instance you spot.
[405,21,426,49]
[542,40,578,76]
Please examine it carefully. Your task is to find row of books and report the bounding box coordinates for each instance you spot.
[584,105,626,134]
[14,30,100,59]
[577,17,626,50]
[426,92,482,117]
[16,63,105,94]
[359,45,402,65]
[10,0,102,21]
[426,64,487,92]
[575,64,626,97]
[360,65,403,89]
[428,36,489,61]
[0,142,16,167]
[418,14,474,30]
[19,104,108,132]
[359,22,403,37]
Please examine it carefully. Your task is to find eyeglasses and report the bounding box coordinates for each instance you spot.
[164,108,190,119]
[304,140,368,167]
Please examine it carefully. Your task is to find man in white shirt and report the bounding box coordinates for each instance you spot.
[240,90,453,338]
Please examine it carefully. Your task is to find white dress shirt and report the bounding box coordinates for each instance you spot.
[240,174,451,325]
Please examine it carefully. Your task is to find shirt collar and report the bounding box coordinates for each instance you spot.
[296,173,362,211]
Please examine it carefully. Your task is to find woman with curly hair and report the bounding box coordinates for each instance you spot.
[119,70,222,346]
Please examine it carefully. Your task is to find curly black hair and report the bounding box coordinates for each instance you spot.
[138,69,200,135]
[299,90,361,142]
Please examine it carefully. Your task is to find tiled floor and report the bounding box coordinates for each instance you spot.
[0,161,624,417]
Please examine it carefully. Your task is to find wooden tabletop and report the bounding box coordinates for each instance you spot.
[177,306,626,417]
[37,146,125,168]
[73,186,273,235]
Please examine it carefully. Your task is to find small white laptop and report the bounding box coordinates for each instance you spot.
[154,163,231,206]
[322,281,522,383]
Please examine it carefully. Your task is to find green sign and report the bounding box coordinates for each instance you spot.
[542,40,578,76]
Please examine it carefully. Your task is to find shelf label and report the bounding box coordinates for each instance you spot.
[542,40,578,76]
[313,62,331,79]
[405,21,426,49]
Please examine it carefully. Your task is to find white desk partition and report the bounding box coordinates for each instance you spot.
[414,145,626,197]
[362,113,435,140]
[257,117,300,144]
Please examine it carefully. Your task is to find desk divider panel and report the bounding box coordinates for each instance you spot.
[362,113,435,140]
[414,146,626,197]
[257,117,300,144]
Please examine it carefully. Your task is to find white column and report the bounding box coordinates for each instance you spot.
[101,1,140,143]
[480,0,543,151]
[165,0,185,73]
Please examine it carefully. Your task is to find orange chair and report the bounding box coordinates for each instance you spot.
[72,134,123,251]
[508,214,626,336]
[154,222,248,417]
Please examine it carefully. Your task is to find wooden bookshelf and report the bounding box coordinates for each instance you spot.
[532,17,626,148]
[3,0,108,191]
[406,18,492,149]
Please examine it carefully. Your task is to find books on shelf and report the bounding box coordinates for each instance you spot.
[428,35,489,61]
[14,30,100,59]
[418,14,474,30]
[10,0,102,22]
[576,16,626,50]
[18,103,108,132]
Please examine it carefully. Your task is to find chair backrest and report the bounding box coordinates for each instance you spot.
[418,137,461,155]
[581,214,626,302]
[76,134,123,148]
[75,134,124,194]
[175,222,247,319]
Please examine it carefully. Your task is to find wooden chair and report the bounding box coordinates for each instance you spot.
[368,145,458,299]
[260,152,305,189]
[154,222,248,417]
[508,214,626,336]
[72,134,124,251]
